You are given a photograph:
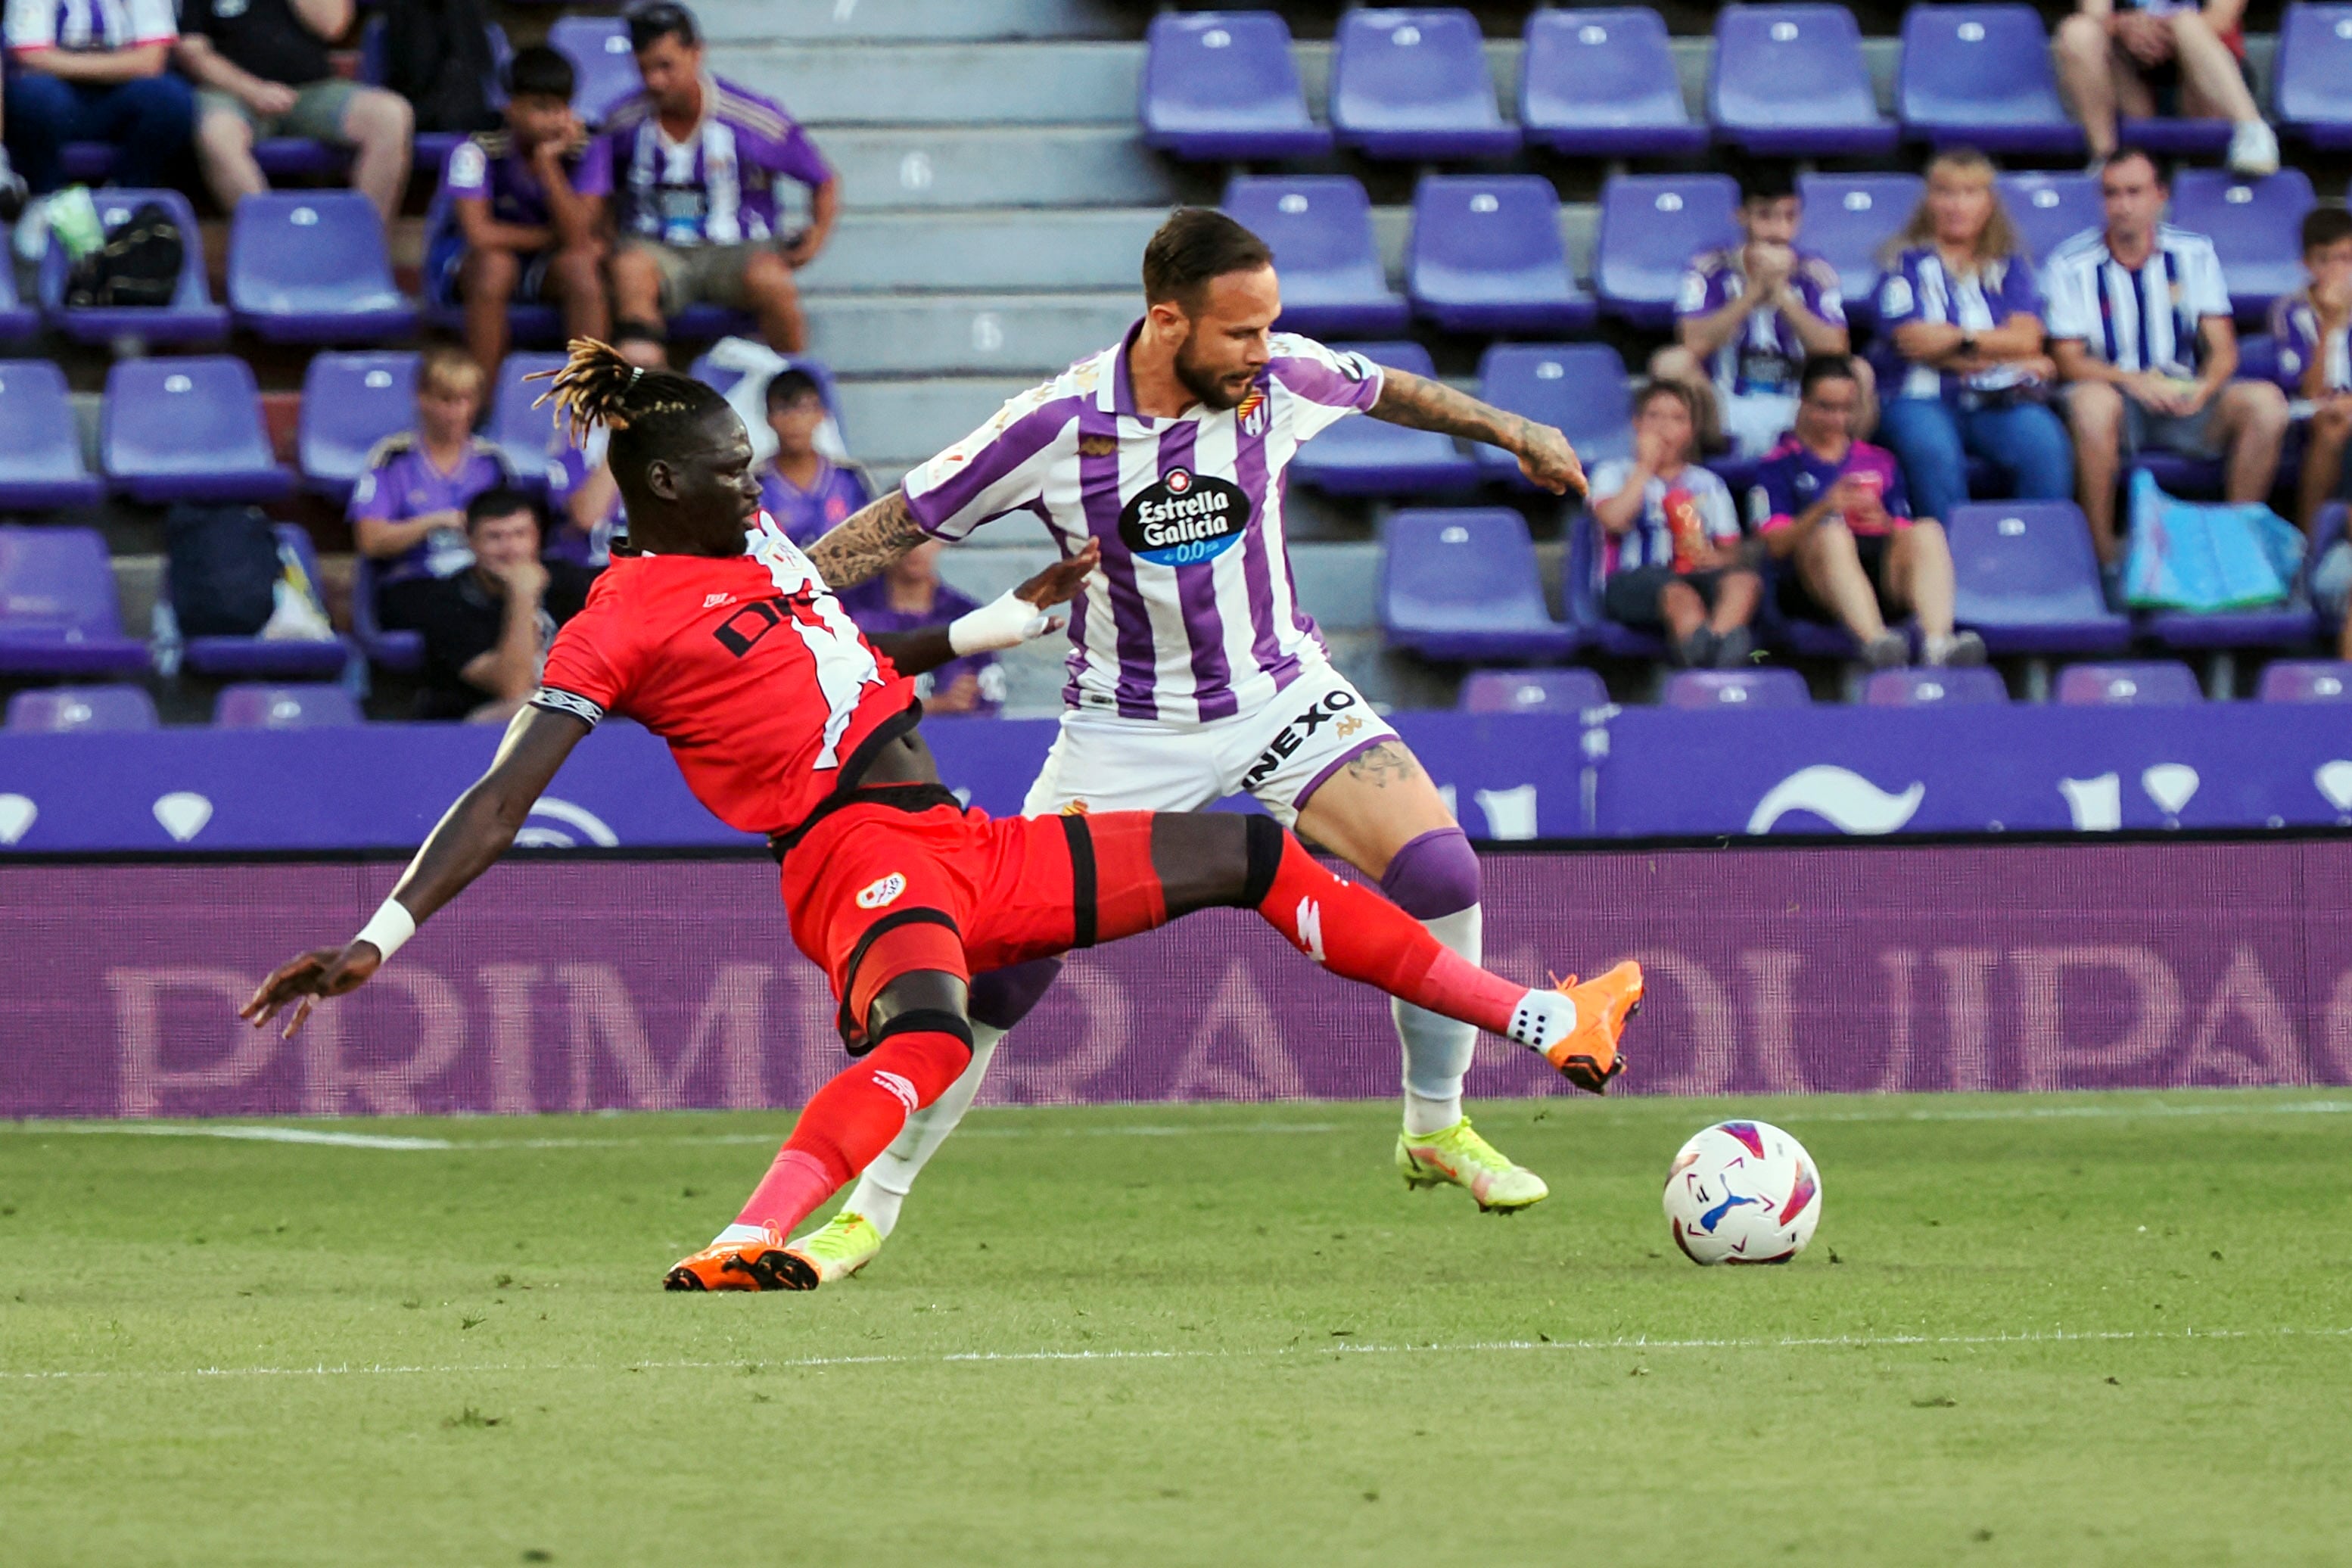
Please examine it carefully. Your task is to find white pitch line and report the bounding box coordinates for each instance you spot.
[5,1324,2347,1384]
[24,1124,456,1151]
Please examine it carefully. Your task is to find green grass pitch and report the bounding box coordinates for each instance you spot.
[5,1090,2350,1566]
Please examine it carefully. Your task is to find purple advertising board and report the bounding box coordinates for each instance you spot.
[5,839,2347,1121]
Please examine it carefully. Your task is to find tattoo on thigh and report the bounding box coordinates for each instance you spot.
[1345,742,1420,789]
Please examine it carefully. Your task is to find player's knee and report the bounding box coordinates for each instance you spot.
[865,970,973,1062]
[967,957,1062,1032]
[1377,825,1479,921]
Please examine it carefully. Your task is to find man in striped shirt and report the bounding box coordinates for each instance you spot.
[594,2,837,360]
[788,209,1591,1278]
[2045,149,2288,582]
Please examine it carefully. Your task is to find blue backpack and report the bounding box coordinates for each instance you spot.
[2123,470,2304,611]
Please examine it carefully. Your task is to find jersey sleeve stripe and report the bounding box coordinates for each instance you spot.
[529,686,606,727]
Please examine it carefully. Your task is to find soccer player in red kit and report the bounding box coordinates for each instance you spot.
[240,341,1644,1293]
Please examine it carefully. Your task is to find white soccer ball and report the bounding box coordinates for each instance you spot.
[1662,1120,1822,1265]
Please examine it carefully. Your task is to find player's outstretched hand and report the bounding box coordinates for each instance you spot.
[1016,537,1100,610]
[238,941,384,1040]
[1517,422,1587,498]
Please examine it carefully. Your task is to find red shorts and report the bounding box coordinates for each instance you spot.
[778,788,1165,1050]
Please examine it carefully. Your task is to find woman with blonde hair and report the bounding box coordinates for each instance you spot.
[1871,149,2073,530]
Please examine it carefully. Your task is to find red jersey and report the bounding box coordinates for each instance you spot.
[533,513,920,838]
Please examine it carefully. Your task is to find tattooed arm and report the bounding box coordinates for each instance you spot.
[806,488,928,591]
[1368,368,1586,497]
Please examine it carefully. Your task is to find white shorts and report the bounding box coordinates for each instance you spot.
[1020,664,1400,826]
[1722,391,1800,459]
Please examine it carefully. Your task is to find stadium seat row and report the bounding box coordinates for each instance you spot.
[1460,658,2352,711]
[1380,504,2345,664]
[1145,5,2352,164]
[6,681,360,730]
[1236,166,2319,341]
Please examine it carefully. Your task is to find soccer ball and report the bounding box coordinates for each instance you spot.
[1661,1120,1822,1265]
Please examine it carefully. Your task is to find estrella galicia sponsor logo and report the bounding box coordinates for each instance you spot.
[1118,466,1250,567]
[1241,689,1361,790]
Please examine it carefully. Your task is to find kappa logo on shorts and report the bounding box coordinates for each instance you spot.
[856,873,908,910]
[1240,689,1363,791]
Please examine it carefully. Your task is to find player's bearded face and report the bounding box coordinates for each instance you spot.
[1173,323,1260,411]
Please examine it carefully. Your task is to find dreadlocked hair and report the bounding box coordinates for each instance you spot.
[528,338,727,453]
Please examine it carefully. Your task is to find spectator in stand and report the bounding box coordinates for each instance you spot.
[1652,163,1866,459]
[593,1,838,366]
[1,0,193,198]
[2055,0,2276,178]
[1585,382,1760,669]
[835,540,1004,718]
[2044,150,2288,593]
[2270,207,2352,540]
[1873,150,2074,535]
[409,487,597,722]
[1753,356,1986,670]
[176,0,413,228]
[428,45,609,378]
[546,428,623,569]
[351,344,513,631]
[757,369,866,546]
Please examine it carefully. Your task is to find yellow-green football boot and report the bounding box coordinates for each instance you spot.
[786,1211,885,1283]
[1395,1116,1548,1212]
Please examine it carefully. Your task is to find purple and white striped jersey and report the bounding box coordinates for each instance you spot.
[590,76,831,248]
[901,322,1383,726]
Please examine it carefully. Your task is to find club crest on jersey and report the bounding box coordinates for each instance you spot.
[856,873,907,910]
[1118,465,1250,568]
[1234,387,1268,434]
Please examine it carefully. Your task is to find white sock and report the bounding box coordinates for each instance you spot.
[1396,906,1480,1135]
[1506,989,1579,1055]
[835,1022,1005,1240]
[713,1221,772,1246]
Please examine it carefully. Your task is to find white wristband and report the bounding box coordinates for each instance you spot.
[353,897,417,963]
[947,586,1064,656]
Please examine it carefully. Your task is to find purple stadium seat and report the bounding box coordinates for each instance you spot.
[1288,343,1479,496]
[350,552,423,674]
[1595,174,1739,328]
[0,361,106,510]
[1221,176,1408,338]
[2143,601,2321,654]
[487,352,568,490]
[1947,502,2132,654]
[2238,331,2282,387]
[5,683,157,733]
[1996,173,2102,266]
[1796,174,1919,330]
[1141,12,1332,161]
[214,683,363,730]
[1381,509,1579,661]
[2274,5,2352,148]
[101,357,293,506]
[1561,511,1666,661]
[1659,668,1811,709]
[229,191,417,344]
[179,525,350,681]
[36,190,229,345]
[1474,344,1632,485]
[1330,8,1518,160]
[1710,6,1899,158]
[1861,667,2011,706]
[549,15,640,123]
[0,227,36,342]
[0,524,149,677]
[298,352,418,504]
[2257,660,2352,700]
[1459,667,1609,714]
[1519,8,1707,158]
[1408,176,1596,334]
[2168,170,2315,320]
[2119,110,2232,160]
[2055,661,2203,705]
[1898,5,2084,155]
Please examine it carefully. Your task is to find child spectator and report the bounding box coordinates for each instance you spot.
[1651,163,1865,458]
[757,368,866,546]
[1584,382,1760,669]
[591,1,838,365]
[2270,207,2352,541]
[350,344,512,630]
[835,540,1004,717]
[176,0,414,228]
[409,488,596,722]
[1753,356,1986,670]
[426,45,610,379]
[2,0,193,198]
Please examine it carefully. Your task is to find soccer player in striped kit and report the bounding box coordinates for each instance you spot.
[794,209,1595,1280]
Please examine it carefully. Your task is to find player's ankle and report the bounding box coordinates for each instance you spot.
[1402,1089,1464,1137]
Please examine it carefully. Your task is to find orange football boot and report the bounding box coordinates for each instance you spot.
[663,1226,820,1293]
[1543,960,1643,1094]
